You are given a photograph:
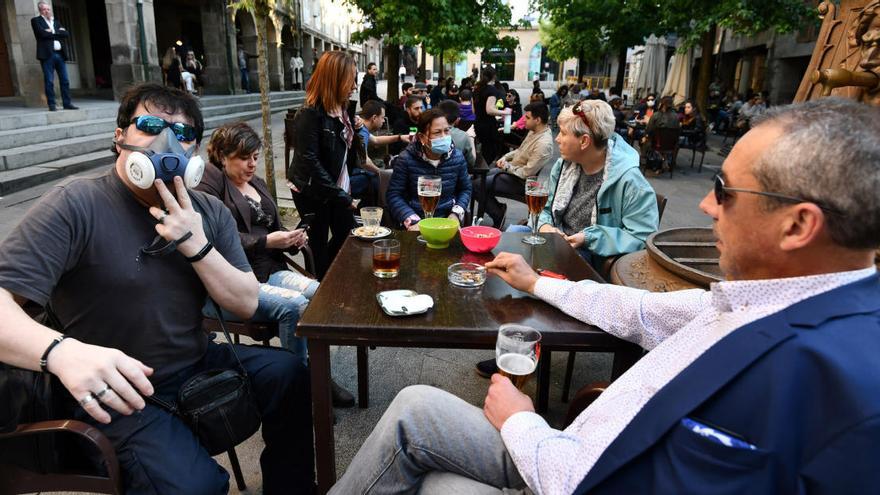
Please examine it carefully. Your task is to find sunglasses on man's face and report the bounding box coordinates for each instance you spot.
[712,174,840,214]
[130,115,197,142]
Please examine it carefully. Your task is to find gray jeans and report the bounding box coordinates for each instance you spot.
[330,385,533,495]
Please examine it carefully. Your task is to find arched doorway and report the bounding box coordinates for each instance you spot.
[528,43,542,81]
[481,47,515,81]
[235,11,257,92]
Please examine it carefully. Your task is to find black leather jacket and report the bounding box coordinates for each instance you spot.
[287,105,361,208]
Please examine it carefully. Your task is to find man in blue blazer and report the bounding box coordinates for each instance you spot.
[330,97,880,495]
[31,2,77,111]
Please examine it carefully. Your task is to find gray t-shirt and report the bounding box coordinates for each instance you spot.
[561,168,604,236]
[0,169,251,384]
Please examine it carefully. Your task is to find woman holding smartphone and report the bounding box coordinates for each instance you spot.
[198,122,355,408]
[287,51,360,279]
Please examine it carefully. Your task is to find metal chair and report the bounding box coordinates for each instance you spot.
[653,127,681,178]
[679,128,708,173]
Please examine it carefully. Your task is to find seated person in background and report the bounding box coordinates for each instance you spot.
[196,122,355,408]
[353,101,414,202]
[0,83,315,493]
[505,90,523,121]
[679,100,705,146]
[457,89,476,129]
[481,102,554,228]
[628,93,656,141]
[609,95,627,131]
[548,85,569,126]
[330,98,880,495]
[446,84,460,103]
[643,96,681,174]
[737,94,766,130]
[437,100,475,168]
[386,108,472,229]
[398,82,414,108]
[390,95,424,156]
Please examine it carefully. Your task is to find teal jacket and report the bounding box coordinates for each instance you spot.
[538,134,659,257]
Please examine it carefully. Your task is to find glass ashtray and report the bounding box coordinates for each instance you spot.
[448,263,487,287]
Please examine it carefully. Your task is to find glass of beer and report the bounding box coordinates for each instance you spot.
[523,176,549,245]
[417,175,442,243]
[372,239,401,278]
[495,324,541,389]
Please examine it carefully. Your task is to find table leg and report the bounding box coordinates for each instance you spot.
[535,350,551,414]
[478,173,487,222]
[611,343,642,381]
[309,341,335,494]
[356,345,369,408]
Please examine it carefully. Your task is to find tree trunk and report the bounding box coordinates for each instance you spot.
[254,8,276,203]
[385,44,400,103]
[419,45,426,82]
[695,24,717,121]
[577,48,586,82]
[439,51,444,81]
[615,45,627,91]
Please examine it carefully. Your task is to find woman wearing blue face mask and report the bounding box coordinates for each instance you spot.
[386,108,472,229]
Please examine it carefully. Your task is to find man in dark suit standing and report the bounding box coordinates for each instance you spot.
[31,2,77,111]
[359,62,382,107]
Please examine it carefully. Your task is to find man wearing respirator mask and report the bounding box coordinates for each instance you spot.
[0,84,316,494]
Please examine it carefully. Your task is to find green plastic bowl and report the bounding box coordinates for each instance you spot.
[418,217,459,249]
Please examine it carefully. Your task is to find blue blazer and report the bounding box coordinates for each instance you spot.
[575,274,880,495]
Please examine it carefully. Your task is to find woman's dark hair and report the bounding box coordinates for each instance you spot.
[474,66,496,93]
[659,96,674,112]
[507,91,521,105]
[416,108,447,135]
[460,89,473,101]
[206,122,262,168]
[402,82,413,92]
[115,83,204,147]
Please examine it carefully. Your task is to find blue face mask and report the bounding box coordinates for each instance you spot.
[430,135,452,155]
[117,127,205,189]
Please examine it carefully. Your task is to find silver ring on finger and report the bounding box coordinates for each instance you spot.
[94,385,112,400]
[79,393,96,407]
[158,212,168,224]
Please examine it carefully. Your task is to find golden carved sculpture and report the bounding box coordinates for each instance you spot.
[796,0,880,104]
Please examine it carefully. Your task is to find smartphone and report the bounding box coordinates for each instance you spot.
[295,213,316,231]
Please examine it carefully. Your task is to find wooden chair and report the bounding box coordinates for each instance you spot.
[0,420,123,494]
[561,193,667,404]
[653,127,681,178]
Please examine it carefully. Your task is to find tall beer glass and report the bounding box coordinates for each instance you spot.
[417,175,442,243]
[495,324,541,389]
[523,176,548,245]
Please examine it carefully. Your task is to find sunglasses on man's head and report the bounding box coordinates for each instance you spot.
[713,174,841,214]
[130,115,197,142]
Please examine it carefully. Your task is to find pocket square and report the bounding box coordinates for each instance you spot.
[681,418,757,450]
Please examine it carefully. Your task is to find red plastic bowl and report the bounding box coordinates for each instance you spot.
[460,226,502,253]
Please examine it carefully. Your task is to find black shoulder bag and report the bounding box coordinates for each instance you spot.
[147,300,262,456]
[143,191,262,456]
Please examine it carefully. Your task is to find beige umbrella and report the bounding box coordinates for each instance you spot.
[662,47,693,106]
[633,35,668,97]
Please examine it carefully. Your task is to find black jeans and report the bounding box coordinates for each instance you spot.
[477,169,525,226]
[292,192,356,279]
[69,342,314,495]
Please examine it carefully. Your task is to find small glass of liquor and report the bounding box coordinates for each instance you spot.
[372,239,401,278]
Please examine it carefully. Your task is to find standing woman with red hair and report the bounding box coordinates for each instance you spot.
[287,51,359,279]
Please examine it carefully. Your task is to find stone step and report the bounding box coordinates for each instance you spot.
[0,94,303,149]
[0,97,303,171]
[0,91,304,132]
[0,102,303,196]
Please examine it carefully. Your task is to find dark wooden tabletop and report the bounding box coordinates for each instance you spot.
[298,231,623,349]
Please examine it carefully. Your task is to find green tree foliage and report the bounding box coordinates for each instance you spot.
[346,0,517,94]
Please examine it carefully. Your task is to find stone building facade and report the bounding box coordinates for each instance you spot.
[0,0,379,106]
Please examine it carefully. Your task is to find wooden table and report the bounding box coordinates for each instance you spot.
[298,232,641,493]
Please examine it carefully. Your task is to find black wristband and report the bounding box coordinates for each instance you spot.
[40,335,68,373]
[185,241,214,262]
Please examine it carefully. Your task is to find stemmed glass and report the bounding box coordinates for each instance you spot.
[523,176,548,245]
[417,175,442,243]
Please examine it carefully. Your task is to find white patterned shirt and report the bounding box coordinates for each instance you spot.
[499,267,876,495]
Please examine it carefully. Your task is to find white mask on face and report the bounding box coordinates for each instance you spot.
[646,100,655,108]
